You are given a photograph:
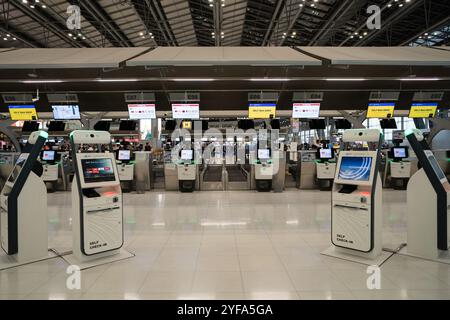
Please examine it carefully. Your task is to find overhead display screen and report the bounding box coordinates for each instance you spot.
[172,104,200,119]
[52,105,81,120]
[409,103,438,118]
[248,104,276,119]
[128,104,156,119]
[9,105,38,121]
[367,103,395,118]
[338,156,373,181]
[292,103,321,118]
[81,158,116,183]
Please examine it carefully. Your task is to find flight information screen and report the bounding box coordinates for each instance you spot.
[52,105,80,120]
[338,156,373,181]
[81,158,115,183]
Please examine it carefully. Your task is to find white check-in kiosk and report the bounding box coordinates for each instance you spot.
[389,146,411,190]
[403,129,450,262]
[70,131,124,264]
[0,131,48,265]
[322,129,384,264]
[116,150,134,192]
[254,148,273,192]
[316,148,336,191]
[177,149,197,192]
[41,150,59,192]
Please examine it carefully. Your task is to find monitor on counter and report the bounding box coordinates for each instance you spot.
[117,150,131,162]
[318,148,333,160]
[52,105,80,120]
[257,149,271,160]
[41,150,56,162]
[392,147,408,160]
[181,149,193,161]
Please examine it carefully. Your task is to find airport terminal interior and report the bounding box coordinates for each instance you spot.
[0,0,450,302]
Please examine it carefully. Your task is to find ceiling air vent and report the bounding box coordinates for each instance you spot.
[369,91,400,101]
[248,92,279,102]
[413,92,444,101]
[2,93,33,103]
[293,92,323,101]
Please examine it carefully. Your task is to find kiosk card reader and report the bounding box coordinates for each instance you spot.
[404,129,450,261]
[177,149,196,192]
[70,131,123,262]
[322,129,384,264]
[254,148,273,192]
[316,148,336,191]
[0,131,48,263]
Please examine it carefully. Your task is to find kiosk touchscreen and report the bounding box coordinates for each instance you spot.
[70,131,123,262]
[181,149,194,162]
[318,148,334,161]
[42,150,56,163]
[392,147,408,161]
[405,129,450,259]
[257,149,270,161]
[117,150,131,163]
[0,131,48,263]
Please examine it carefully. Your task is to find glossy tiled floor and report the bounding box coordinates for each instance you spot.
[1,189,450,300]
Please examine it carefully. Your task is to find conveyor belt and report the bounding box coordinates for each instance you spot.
[203,166,223,182]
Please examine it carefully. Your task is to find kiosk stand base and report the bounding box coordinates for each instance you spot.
[398,247,450,265]
[321,246,393,267]
[0,251,58,271]
[61,249,135,270]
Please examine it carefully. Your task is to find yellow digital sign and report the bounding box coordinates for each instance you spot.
[182,121,192,129]
[8,105,38,121]
[248,104,276,119]
[409,103,438,118]
[367,103,395,118]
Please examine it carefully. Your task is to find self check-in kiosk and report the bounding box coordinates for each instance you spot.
[316,148,336,191]
[70,131,124,263]
[389,146,411,190]
[41,150,59,192]
[116,150,134,192]
[0,131,48,264]
[322,129,383,264]
[254,148,273,192]
[403,129,450,261]
[177,149,196,192]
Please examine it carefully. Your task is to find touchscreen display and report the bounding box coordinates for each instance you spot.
[181,150,193,161]
[81,158,115,183]
[393,148,406,159]
[319,148,333,159]
[338,156,373,182]
[118,150,131,161]
[258,149,270,160]
[42,151,56,161]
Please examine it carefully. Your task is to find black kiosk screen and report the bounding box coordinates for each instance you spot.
[81,158,115,183]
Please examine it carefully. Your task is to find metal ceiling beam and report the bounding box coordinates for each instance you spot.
[213,0,223,46]
[353,0,424,46]
[74,1,133,47]
[149,0,178,46]
[0,25,43,48]
[10,0,85,48]
[307,0,354,46]
[399,15,450,46]
[261,0,285,46]
[279,3,304,46]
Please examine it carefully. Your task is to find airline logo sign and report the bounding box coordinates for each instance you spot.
[248,104,276,119]
[367,103,395,118]
[8,105,38,121]
[409,103,438,118]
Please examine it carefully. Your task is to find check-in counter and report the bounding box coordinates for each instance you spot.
[296,150,317,189]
